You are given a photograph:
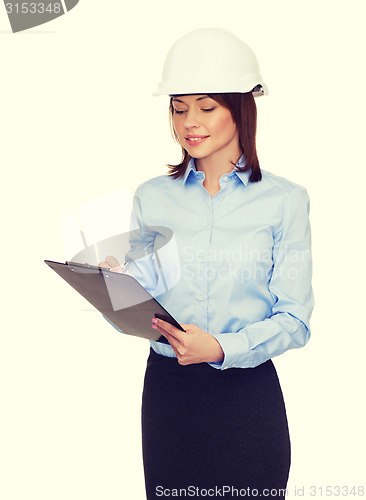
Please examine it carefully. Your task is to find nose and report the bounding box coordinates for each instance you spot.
[184,108,200,129]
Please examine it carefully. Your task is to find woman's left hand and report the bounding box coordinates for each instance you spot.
[151,318,224,365]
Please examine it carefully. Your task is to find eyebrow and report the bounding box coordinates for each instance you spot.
[171,95,210,103]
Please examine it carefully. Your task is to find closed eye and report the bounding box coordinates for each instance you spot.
[173,107,216,114]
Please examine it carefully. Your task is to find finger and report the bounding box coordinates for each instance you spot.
[109,265,124,273]
[179,324,192,331]
[152,318,187,342]
[161,330,185,358]
[169,343,182,361]
[163,331,184,353]
[152,323,184,351]
[105,256,120,268]
[98,261,110,268]
[167,346,181,360]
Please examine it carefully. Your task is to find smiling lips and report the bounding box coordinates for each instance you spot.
[185,135,209,146]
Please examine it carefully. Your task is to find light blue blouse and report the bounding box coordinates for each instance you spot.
[110,155,314,370]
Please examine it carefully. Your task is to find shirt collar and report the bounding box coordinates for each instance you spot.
[181,154,251,186]
[233,154,251,186]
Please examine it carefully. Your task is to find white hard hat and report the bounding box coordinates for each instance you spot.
[153,28,268,97]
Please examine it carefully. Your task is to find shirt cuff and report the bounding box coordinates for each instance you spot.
[207,332,250,370]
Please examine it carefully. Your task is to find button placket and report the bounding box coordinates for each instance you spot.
[193,198,210,325]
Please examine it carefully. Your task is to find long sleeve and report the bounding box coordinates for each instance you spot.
[123,185,180,296]
[208,186,314,370]
[103,183,180,334]
[122,185,163,295]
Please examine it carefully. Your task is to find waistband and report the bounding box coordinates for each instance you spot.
[146,347,274,380]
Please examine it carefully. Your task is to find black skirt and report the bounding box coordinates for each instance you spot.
[141,348,291,499]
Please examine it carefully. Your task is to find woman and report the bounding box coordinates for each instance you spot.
[103,28,314,499]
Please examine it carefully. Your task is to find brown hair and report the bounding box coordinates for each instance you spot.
[166,92,262,183]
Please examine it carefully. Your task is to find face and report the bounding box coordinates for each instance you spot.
[171,94,240,161]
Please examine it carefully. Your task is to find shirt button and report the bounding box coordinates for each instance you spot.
[232,364,237,367]
[223,176,228,181]
[199,256,205,262]
[198,295,204,301]
[223,366,229,370]
[203,222,209,228]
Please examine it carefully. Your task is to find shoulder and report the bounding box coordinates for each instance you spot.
[135,174,179,196]
[257,170,310,220]
[258,170,311,226]
[259,169,308,197]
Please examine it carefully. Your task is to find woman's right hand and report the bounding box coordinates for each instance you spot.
[98,255,124,273]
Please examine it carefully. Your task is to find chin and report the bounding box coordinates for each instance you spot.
[186,150,210,159]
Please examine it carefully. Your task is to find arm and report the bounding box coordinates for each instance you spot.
[208,185,314,370]
[121,185,164,295]
[102,184,178,332]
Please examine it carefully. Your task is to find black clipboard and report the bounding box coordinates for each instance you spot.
[44,260,185,343]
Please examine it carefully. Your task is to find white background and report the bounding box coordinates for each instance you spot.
[1,1,365,499]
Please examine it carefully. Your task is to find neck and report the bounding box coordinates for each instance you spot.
[195,149,242,185]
